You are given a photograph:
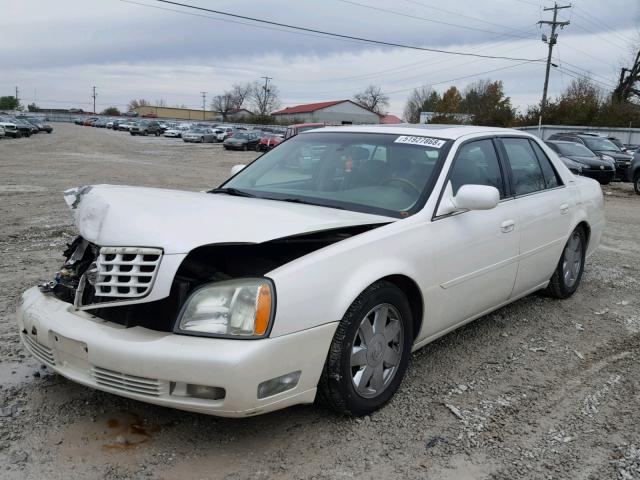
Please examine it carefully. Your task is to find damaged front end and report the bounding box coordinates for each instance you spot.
[41,236,163,310]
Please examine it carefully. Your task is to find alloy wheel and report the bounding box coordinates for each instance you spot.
[562,232,583,288]
[350,303,403,398]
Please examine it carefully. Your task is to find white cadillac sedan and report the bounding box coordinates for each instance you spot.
[17,125,604,417]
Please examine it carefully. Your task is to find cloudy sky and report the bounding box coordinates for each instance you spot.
[1,0,638,117]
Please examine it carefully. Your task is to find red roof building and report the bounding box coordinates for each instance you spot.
[272,100,380,125]
[379,114,403,124]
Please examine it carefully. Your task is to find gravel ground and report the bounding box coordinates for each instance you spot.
[0,123,639,480]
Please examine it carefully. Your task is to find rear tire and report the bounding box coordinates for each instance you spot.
[634,173,640,195]
[545,227,586,299]
[317,281,413,416]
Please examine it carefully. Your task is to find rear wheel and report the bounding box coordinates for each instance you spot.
[546,227,586,299]
[318,281,413,416]
[634,173,640,195]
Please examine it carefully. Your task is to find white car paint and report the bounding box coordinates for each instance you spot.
[17,125,605,417]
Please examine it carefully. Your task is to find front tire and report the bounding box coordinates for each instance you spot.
[546,227,586,299]
[318,281,413,416]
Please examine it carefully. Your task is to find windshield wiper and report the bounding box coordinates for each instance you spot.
[208,187,257,197]
[274,197,346,210]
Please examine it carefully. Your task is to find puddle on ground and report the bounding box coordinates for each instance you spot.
[0,361,51,388]
[100,412,161,450]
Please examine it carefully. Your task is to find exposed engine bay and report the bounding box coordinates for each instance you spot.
[42,224,384,332]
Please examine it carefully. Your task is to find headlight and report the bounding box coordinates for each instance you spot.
[564,158,583,173]
[175,278,274,338]
[601,154,615,163]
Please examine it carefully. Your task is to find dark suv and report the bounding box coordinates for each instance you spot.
[130,120,162,136]
[547,132,634,181]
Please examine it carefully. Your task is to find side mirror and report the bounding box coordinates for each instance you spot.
[437,183,499,216]
[453,184,500,211]
[230,164,246,176]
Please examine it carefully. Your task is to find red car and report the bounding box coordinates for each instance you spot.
[82,117,99,126]
[258,133,284,151]
[284,122,324,139]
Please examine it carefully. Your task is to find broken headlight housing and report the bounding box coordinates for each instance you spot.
[175,278,275,338]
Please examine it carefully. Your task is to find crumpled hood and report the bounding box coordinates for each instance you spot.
[64,185,393,254]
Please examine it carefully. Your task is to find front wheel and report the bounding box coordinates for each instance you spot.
[545,227,586,299]
[318,281,413,416]
[634,174,640,195]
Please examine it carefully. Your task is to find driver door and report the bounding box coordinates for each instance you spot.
[425,138,519,336]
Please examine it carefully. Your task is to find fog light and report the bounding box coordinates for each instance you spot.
[170,382,225,400]
[257,371,301,399]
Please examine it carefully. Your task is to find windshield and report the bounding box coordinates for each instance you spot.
[556,143,595,157]
[608,138,624,149]
[221,132,449,217]
[583,137,619,151]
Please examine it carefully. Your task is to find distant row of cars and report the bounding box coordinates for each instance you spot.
[0,114,53,139]
[73,115,301,152]
[544,131,639,194]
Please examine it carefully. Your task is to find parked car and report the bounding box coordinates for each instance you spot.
[83,117,99,126]
[182,127,217,143]
[284,122,324,139]
[258,133,284,151]
[545,141,615,184]
[73,117,85,125]
[0,125,5,139]
[16,125,605,417]
[223,132,261,151]
[130,120,163,136]
[0,117,20,138]
[12,118,35,137]
[547,132,634,181]
[93,118,109,128]
[215,127,234,142]
[624,144,639,154]
[630,151,640,195]
[69,108,84,114]
[163,127,183,138]
[117,121,135,131]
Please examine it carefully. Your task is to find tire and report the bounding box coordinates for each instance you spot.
[634,173,640,195]
[130,132,136,136]
[242,145,247,151]
[545,227,586,299]
[317,280,413,416]
[598,180,610,185]
[142,131,147,136]
[254,144,261,152]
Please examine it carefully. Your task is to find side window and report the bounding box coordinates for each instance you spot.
[530,140,562,188]
[449,139,506,198]
[501,137,546,195]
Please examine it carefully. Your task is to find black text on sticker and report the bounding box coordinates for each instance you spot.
[394,136,446,148]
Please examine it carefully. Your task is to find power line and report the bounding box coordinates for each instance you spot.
[400,0,540,38]
[336,0,533,39]
[151,0,544,62]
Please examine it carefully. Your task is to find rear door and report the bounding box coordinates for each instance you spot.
[498,136,573,295]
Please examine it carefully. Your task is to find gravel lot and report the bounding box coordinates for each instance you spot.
[0,123,639,480]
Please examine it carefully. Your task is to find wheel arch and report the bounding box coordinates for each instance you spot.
[379,274,424,341]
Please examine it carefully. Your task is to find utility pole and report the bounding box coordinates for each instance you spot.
[260,76,273,115]
[538,3,571,132]
[201,91,207,119]
[91,86,98,114]
[15,86,19,110]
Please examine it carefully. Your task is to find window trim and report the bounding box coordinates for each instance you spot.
[528,138,564,188]
[496,136,566,199]
[432,135,511,221]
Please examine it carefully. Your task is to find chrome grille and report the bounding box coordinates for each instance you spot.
[22,334,56,366]
[91,367,165,397]
[94,247,162,298]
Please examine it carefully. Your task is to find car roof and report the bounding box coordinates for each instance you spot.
[312,124,531,140]
[545,140,583,145]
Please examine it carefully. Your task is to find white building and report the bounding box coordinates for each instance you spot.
[272,100,380,125]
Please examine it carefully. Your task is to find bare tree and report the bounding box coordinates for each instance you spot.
[249,81,281,116]
[403,85,439,123]
[231,82,252,109]
[211,92,237,120]
[127,99,151,111]
[353,85,389,114]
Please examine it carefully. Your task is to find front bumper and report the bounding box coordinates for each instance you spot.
[17,287,337,417]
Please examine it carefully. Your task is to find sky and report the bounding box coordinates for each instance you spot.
[1,0,638,117]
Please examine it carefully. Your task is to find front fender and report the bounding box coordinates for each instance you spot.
[267,219,430,338]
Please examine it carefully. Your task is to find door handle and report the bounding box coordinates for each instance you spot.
[501,219,515,233]
[560,203,569,214]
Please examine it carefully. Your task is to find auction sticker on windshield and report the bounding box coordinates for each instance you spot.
[394,136,446,148]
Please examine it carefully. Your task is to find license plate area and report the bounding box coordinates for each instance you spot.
[49,332,89,375]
